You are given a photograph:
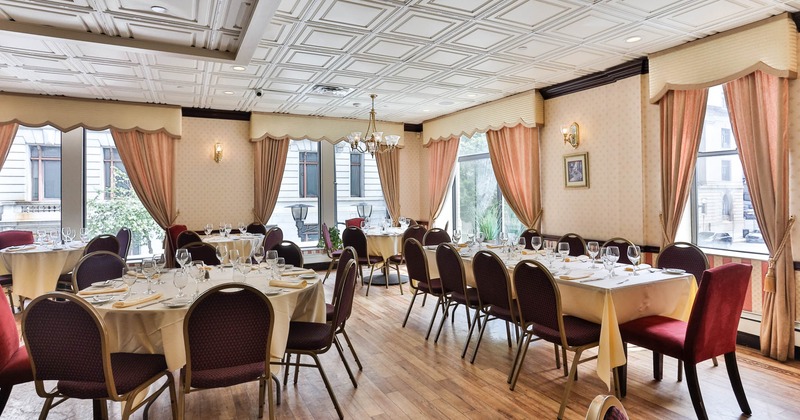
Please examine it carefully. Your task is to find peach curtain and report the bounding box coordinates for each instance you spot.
[426,136,459,225]
[0,122,19,170]
[658,89,709,246]
[253,136,290,225]
[486,124,542,230]
[723,71,794,360]
[375,148,400,224]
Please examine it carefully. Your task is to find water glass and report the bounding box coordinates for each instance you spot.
[188,260,206,297]
[627,245,641,275]
[557,242,570,268]
[204,223,213,236]
[224,223,232,237]
[79,228,89,243]
[175,249,190,271]
[121,267,137,299]
[476,231,485,246]
[453,229,461,244]
[239,222,247,235]
[276,257,286,275]
[173,270,188,298]
[498,231,508,246]
[141,260,157,295]
[228,249,240,268]
[604,246,620,277]
[516,237,526,257]
[235,257,250,281]
[587,241,600,268]
[253,246,265,264]
[153,254,166,284]
[215,245,228,265]
[531,236,542,252]
[61,227,74,243]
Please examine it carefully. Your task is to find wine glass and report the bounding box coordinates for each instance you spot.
[627,245,641,275]
[219,222,225,237]
[204,223,213,236]
[252,245,265,264]
[276,257,286,276]
[215,245,228,266]
[224,223,232,237]
[239,222,247,235]
[498,231,508,247]
[228,249,240,269]
[79,228,89,243]
[236,256,250,281]
[188,260,206,297]
[453,229,461,244]
[153,254,166,284]
[175,249,190,271]
[49,229,60,246]
[466,232,475,247]
[476,231,485,247]
[141,260,157,295]
[61,227,74,244]
[531,236,542,253]
[587,241,600,268]
[602,248,615,278]
[121,267,136,299]
[545,242,556,268]
[557,242,570,269]
[604,246,620,277]
[173,270,188,299]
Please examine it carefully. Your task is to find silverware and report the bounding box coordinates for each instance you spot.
[579,277,604,283]
[136,298,171,309]
[616,279,630,285]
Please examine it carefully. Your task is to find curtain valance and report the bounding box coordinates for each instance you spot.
[649,13,797,103]
[422,91,543,144]
[0,92,181,137]
[249,112,404,145]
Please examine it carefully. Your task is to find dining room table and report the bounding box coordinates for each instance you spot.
[0,241,86,301]
[364,227,405,285]
[202,233,263,263]
[423,244,697,390]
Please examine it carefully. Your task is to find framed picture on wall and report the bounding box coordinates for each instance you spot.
[564,152,589,188]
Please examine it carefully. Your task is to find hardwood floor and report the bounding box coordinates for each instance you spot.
[4,269,800,419]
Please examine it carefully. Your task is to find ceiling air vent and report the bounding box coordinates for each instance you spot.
[309,84,354,97]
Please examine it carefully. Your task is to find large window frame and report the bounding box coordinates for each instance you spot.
[29,145,61,201]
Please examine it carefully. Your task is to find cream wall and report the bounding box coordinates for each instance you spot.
[398,131,424,221]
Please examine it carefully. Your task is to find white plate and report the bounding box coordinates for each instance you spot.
[91,280,113,288]
[90,295,116,304]
[664,268,686,274]
[265,291,281,296]
[299,273,317,279]
[163,299,192,308]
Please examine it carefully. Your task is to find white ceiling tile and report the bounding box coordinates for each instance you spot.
[359,37,423,60]
[0,34,57,54]
[449,27,516,50]
[618,0,690,14]
[271,67,320,81]
[492,0,572,29]
[386,13,459,40]
[391,66,439,80]
[293,26,360,50]
[669,0,750,27]
[283,50,337,67]
[467,57,517,73]
[416,0,498,16]
[371,81,412,92]
[324,74,369,86]
[551,48,607,67]
[553,13,625,39]
[339,57,391,74]
[438,73,481,86]
[264,80,306,93]
[418,48,473,67]
[313,0,391,30]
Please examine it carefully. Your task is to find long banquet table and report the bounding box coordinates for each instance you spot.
[424,246,697,389]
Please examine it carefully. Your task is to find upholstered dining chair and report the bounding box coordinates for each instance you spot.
[509,260,601,419]
[182,284,276,419]
[519,228,540,250]
[321,222,343,283]
[115,227,131,261]
[401,238,444,339]
[263,227,284,253]
[585,395,629,420]
[557,233,587,256]
[423,228,451,246]
[324,247,363,374]
[22,292,177,420]
[166,224,188,268]
[181,242,221,266]
[341,226,382,296]
[85,234,120,255]
[345,217,364,228]
[273,240,304,268]
[618,263,753,420]
[601,237,636,265]
[176,230,203,250]
[433,243,481,346]
[246,222,268,236]
[0,291,32,416]
[385,225,427,295]
[468,250,518,363]
[71,251,126,292]
[0,230,34,312]
[280,259,358,420]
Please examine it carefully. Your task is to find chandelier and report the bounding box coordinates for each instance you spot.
[347,94,400,157]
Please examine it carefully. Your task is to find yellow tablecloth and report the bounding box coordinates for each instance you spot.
[0,244,85,299]
[94,268,325,372]
[202,234,263,262]
[424,248,696,390]
[366,232,403,260]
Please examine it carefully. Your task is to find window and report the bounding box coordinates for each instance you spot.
[102,147,129,198]
[451,133,522,240]
[298,151,319,198]
[30,145,61,200]
[349,153,363,197]
[690,85,766,253]
[334,143,388,224]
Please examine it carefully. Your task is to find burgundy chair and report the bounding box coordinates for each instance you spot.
[519,228,540,250]
[433,243,481,345]
[601,237,636,265]
[509,260,601,419]
[115,227,132,261]
[618,263,753,420]
[183,284,275,419]
[467,250,518,362]
[263,227,284,253]
[181,242,221,266]
[71,251,126,291]
[341,226,382,296]
[273,240,304,268]
[246,222,268,236]
[321,222,343,283]
[22,292,177,419]
[400,238,444,340]
[385,225,427,295]
[0,230,34,312]
[0,290,33,415]
[280,259,358,420]
[422,228,451,246]
[176,230,203,250]
[345,218,364,228]
[166,224,188,267]
[323,247,362,378]
[84,234,120,255]
[557,232,587,256]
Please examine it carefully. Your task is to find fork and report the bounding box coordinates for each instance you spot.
[616,278,630,285]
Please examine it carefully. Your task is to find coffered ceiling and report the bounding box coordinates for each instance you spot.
[0,0,797,124]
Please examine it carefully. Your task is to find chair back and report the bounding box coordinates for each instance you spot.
[602,237,636,265]
[345,218,364,228]
[115,227,131,261]
[181,242,221,266]
[246,222,267,236]
[184,284,274,385]
[274,240,304,267]
[22,293,112,392]
[167,224,187,251]
[684,263,752,363]
[72,251,126,291]
[585,394,629,420]
[0,230,34,249]
[435,243,467,296]
[176,231,203,249]
[472,250,513,311]
[263,227,284,252]
[657,242,709,284]
[423,228,451,246]
[513,260,562,334]
[85,234,120,255]
[557,233,587,256]
[331,260,358,332]
[342,226,368,259]
[519,229,540,250]
[331,247,357,317]
[321,222,338,258]
[403,225,427,245]
[403,238,432,290]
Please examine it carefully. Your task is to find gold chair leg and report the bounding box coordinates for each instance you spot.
[558,348,584,420]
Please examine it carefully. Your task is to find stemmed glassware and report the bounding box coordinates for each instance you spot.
[224,223,232,237]
[187,260,205,298]
[531,236,542,253]
[204,223,214,236]
[627,245,641,275]
[276,257,286,276]
[558,242,570,269]
[228,249,240,271]
[235,256,250,281]
[475,231,485,246]
[173,270,189,299]
[61,227,75,244]
[79,228,89,243]
[587,241,600,268]
[452,229,462,244]
[239,222,247,235]
[498,231,508,247]
[604,246,620,277]
[121,267,137,299]
[516,237,526,258]
[175,249,190,271]
[265,250,278,278]
[141,259,157,295]
[545,241,556,267]
[215,245,228,266]
[252,246,265,265]
[152,254,166,284]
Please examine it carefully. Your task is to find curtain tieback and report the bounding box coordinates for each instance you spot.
[764,215,795,293]
[658,213,671,246]
[531,208,543,230]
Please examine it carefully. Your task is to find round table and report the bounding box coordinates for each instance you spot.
[365,228,406,286]
[0,243,85,300]
[202,233,263,262]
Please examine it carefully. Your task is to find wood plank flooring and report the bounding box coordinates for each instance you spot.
[3,269,800,419]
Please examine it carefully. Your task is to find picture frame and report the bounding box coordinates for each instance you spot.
[564,152,589,188]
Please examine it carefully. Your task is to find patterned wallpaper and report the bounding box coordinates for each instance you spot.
[398,131,424,221]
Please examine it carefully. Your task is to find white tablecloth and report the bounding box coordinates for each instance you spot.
[94,267,325,372]
[202,234,263,262]
[424,247,696,390]
[0,243,85,299]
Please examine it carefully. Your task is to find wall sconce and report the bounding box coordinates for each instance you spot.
[561,122,580,148]
[213,143,223,163]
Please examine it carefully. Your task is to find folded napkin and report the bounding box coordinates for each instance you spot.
[78,286,128,296]
[486,244,503,249]
[521,250,544,256]
[456,243,468,248]
[4,244,36,252]
[281,269,316,277]
[269,279,307,289]
[559,271,593,281]
[112,293,163,308]
[564,255,590,263]
[625,263,652,272]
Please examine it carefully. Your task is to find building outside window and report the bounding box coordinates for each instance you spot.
[30,145,61,201]
[270,140,320,246]
[298,151,319,198]
[334,143,387,226]
[349,152,364,197]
